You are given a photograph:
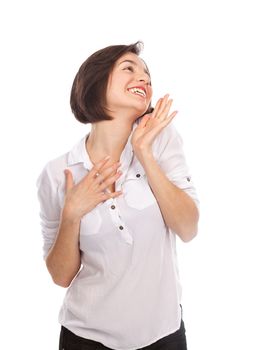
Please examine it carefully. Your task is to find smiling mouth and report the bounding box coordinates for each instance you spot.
[127,87,146,98]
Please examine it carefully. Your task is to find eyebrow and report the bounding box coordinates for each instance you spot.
[119,59,151,78]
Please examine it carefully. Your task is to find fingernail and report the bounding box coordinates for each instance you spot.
[104,155,110,160]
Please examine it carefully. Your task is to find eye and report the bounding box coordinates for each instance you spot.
[124,66,134,72]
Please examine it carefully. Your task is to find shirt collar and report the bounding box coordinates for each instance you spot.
[67,118,141,170]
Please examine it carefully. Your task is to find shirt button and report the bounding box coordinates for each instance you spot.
[111,205,116,209]
[187,177,191,182]
[119,225,124,230]
[136,173,141,178]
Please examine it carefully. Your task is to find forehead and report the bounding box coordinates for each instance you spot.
[116,52,149,71]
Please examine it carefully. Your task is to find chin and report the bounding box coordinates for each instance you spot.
[131,101,149,115]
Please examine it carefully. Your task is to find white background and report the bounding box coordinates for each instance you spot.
[1,1,257,349]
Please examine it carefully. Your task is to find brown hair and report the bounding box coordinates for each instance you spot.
[70,41,153,124]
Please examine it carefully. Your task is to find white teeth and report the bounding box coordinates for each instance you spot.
[128,87,146,97]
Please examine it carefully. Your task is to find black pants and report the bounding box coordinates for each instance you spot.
[59,319,187,350]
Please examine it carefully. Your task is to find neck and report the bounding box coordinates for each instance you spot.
[86,119,135,164]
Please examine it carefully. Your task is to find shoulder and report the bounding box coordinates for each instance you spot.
[36,151,69,188]
[162,122,181,142]
[153,122,183,159]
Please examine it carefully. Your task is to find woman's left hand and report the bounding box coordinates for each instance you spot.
[131,94,178,157]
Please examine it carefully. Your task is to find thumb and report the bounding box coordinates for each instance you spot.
[64,169,74,193]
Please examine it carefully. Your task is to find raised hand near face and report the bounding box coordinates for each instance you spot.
[131,94,178,159]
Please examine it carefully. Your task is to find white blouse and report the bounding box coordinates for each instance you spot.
[36,118,199,350]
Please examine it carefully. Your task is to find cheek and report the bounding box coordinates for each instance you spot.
[147,94,153,106]
[148,87,153,99]
[106,86,126,107]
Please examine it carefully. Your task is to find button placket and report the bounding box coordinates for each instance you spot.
[108,198,133,244]
[115,161,130,191]
[104,133,136,244]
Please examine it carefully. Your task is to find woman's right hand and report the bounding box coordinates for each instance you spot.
[62,156,123,222]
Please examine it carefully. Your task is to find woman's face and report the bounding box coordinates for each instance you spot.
[106,52,153,117]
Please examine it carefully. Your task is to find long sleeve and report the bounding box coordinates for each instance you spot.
[157,123,200,212]
[36,163,62,260]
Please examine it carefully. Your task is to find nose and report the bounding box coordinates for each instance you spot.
[137,72,151,85]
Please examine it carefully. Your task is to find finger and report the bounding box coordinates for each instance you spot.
[108,190,123,199]
[93,161,121,184]
[98,170,123,192]
[152,94,170,119]
[88,156,111,179]
[157,94,171,118]
[144,110,178,139]
[64,169,74,193]
[158,99,173,121]
[99,190,123,202]
[167,110,178,120]
[151,98,163,119]
[160,110,178,125]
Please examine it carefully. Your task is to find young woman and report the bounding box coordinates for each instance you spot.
[36,41,200,350]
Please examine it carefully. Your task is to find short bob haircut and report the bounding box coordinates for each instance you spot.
[70,41,153,124]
